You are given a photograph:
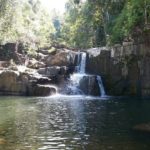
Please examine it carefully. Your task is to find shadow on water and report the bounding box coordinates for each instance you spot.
[0,96,150,150]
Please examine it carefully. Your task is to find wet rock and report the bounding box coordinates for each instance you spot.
[79,75,100,96]
[29,84,57,96]
[86,46,142,96]
[66,66,76,75]
[0,69,56,96]
[28,74,52,84]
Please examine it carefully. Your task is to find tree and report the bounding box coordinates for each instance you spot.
[0,0,55,49]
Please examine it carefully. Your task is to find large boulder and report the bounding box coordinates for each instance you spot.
[0,70,27,95]
[0,43,27,64]
[38,66,68,77]
[46,50,77,67]
[28,73,52,84]
[79,75,100,96]
[29,84,57,96]
[0,69,56,96]
[38,66,61,76]
[86,48,111,76]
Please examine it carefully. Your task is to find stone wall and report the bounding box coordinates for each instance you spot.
[86,42,150,97]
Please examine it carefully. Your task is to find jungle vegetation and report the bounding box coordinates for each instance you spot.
[0,0,150,50]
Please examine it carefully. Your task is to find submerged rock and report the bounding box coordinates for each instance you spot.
[133,123,150,133]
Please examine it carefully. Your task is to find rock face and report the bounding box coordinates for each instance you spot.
[27,58,45,69]
[0,69,56,96]
[29,84,56,96]
[46,50,78,67]
[0,43,81,97]
[38,66,63,76]
[0,70,27,95]
[0,43,27,64]
[79,75,100,96]
[86,42,150,96]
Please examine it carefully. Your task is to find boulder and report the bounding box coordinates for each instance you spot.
[38,66,68,77]
[38,66,60,76]
[29,84,57,96]
[28,58,45,69]
[28,74,52,84]
[0,69,56,96]
[79,75,100,96]
[0,43,27,64]
[37,52,48,61]
[0,70,27,95]
[46,51,77,67]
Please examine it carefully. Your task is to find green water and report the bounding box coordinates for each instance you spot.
[0,96,150,150]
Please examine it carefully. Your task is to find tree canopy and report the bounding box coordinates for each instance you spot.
[0,0,149,50]
[59,0,150,49]
[0,0,55,49]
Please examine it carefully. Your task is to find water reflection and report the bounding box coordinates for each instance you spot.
[0,96,150,150]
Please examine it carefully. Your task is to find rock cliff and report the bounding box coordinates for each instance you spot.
[86,42,150,97]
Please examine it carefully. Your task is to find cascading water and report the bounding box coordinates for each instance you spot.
[79,52,86,73]
[97,75,106,97]
[65,52,106,97]
[67,52,87,95]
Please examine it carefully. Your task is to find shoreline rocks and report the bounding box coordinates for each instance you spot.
[0,43,80,97]
[86,43,150,97]
[0,69,57,97]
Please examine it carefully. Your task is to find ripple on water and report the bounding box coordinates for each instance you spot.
[0,96,150,150]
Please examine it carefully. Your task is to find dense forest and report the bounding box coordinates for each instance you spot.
[0,0,150,50]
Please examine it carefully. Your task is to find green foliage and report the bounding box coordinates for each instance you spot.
[0,0,55,49]
[111,0,146,43]
[0,0,148,50]
[61,0,105,49]
[58,0,148,48]
[50,10,63,44]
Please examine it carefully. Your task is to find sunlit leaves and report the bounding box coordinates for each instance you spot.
[0,0,55,48]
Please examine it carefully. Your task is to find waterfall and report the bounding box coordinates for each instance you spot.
[62,52,106,97]
[97,76,106,97]
[66,52,87,95]
[79,52,86,73]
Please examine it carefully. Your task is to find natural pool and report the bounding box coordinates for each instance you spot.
[0,95,150,150]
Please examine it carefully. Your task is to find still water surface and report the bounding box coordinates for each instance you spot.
[0,96,150,150]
